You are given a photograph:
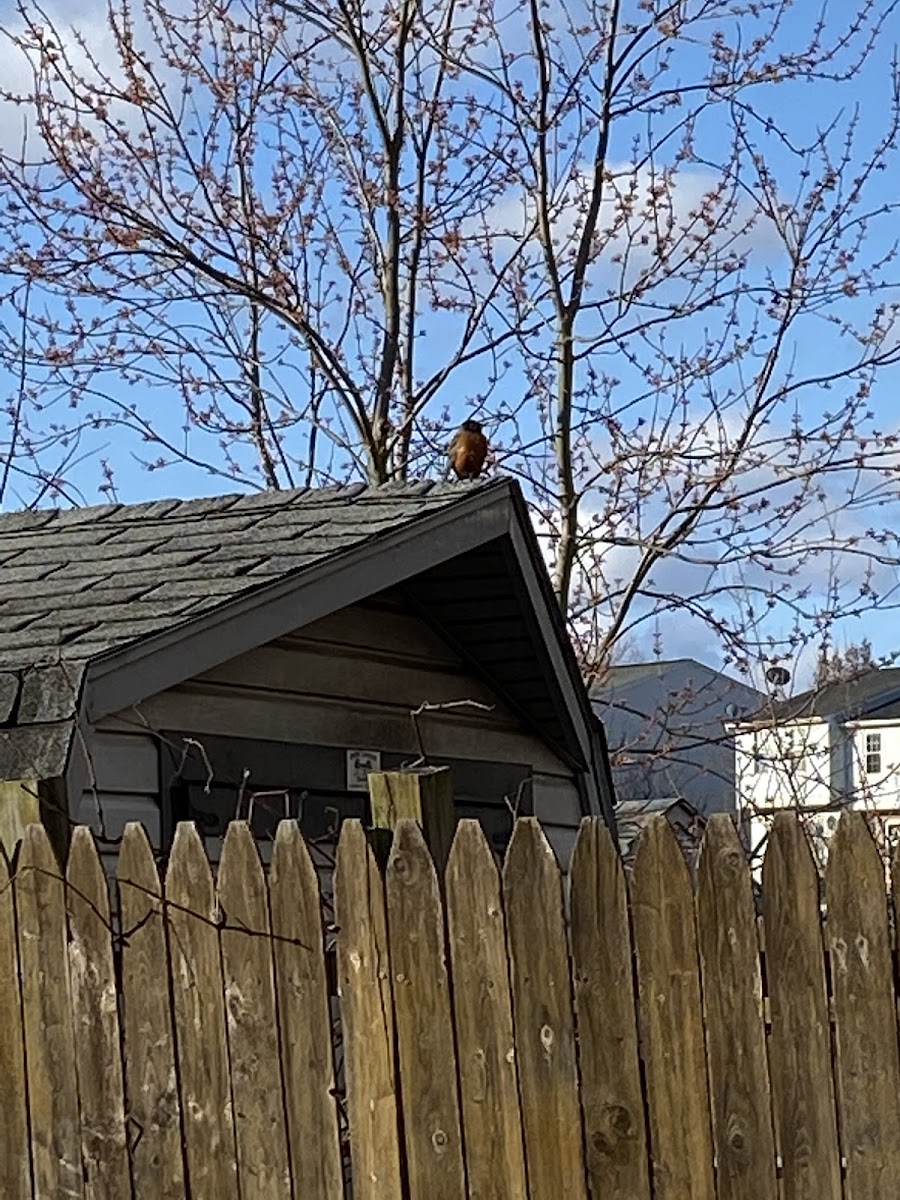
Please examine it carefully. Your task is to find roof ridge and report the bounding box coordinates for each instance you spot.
[0,477,504,530]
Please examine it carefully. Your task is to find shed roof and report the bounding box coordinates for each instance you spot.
[0,480,476,668]
[0,478,615,826]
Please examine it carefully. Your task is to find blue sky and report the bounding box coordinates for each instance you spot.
[1,0,899,684]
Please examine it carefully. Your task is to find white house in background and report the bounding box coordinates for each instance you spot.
[730,667,900,863]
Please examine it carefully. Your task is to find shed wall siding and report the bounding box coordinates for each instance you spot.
[83,599,583,848]
[72,729,161,845]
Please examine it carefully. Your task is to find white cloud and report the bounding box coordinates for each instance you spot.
[0,0,179,155]
[483,161,784,278]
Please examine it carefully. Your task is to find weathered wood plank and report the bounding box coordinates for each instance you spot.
[0,848,31,1199]
[631,816,715,1200]
[696,814,777,1200]
[569,818,650,1200]
[386,820,466,1199]
[503,817,588,1200]
[763,813,841,1200]
[828,812,900,1197]
[165,822,239,1200]
[67,827,132,1200]
[445,820,528,1200]
[334,819,403,1199]
[118,822,186,1200]
[217,822,291,1199]
[16,823,84,1198]
[269,820,343,1200]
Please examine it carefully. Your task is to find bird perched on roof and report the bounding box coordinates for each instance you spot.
[448,419,489,480]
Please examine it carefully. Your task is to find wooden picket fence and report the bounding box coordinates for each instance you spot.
[1,809,900,1198]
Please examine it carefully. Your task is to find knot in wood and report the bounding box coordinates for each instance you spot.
[431,1128,449,1153]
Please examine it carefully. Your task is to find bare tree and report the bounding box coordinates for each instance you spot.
[1,0,899,683]
[815,638,881,687]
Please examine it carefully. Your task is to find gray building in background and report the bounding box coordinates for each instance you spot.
[592,659,765,815]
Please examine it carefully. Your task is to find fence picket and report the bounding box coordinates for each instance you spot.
[17,823,84,1198]
[269,819,344,1199]
[165,822,239,1200]
[827,811,900,1197]
[631,816,715,1200]
[763,813,841,1200]
[334,819,403,1199]
[118,822,186,1200]
[67,827,132,1200]
[569,817,650,1200]
[218,822,291,1199]
[386,819,466,1198]
[12,809,900,1200]
[504,817,587,1200]
[0,848,30,1199]
[444,820,527,1200]
[696,814,777,1200]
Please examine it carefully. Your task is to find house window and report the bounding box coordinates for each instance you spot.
[779,727,801,766]
[865,732,882,775]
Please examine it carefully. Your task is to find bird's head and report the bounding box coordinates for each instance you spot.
[461,419,483,434]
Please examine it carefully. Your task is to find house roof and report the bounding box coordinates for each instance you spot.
[591,658,706,689]
[615,796,701,819]
[0,478,615,826]
[745,667,900,724]
[591,658,763,709]
[590,657,763,815]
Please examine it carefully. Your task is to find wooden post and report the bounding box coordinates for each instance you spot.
[368,766,456,870]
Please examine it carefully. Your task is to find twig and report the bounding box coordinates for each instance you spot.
[408,698,496,766]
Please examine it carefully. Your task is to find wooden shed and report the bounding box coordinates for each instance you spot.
[0,478,615,868]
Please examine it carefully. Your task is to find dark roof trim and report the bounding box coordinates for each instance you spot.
[733,682,900,729]
[505,485,615,823]
[505,504,603,817]
[83,481,511,721]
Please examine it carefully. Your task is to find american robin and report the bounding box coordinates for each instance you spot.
[448,419,489,480]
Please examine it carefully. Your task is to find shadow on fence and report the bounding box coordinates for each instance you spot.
[1,810,899,1198]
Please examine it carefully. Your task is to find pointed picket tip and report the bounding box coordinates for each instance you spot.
[571,816,620,879]
[67,824,103,876]
[164,821,214,904]
[117,822,162,928]
[503,816,560,884]
[17,821,58,873]
[763,811,818,894]
[632,814,692,888]
[445,819,504,933]
[697,813,748,886]
[700,811,744,854]
[827,808,880,885]
[386,818,438,894]
[271,819,318,887]
[335,817,369,875]
[221,818,258,856]
[218,821,270,946]
[118,821,159,883]
[66,825,109,919]
[447,818,495,879]
[218,820,264,888]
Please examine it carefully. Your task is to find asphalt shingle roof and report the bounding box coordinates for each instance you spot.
[0,479,494,777]
[754,667,900,723]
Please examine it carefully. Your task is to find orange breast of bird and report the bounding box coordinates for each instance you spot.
[449,428,489,479]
